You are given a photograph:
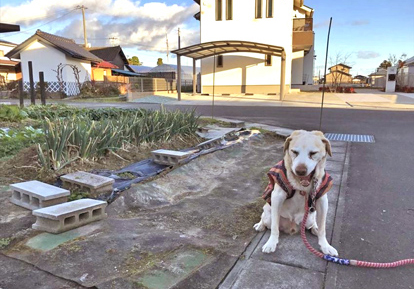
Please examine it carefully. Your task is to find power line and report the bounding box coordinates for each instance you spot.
[2,8,78,38]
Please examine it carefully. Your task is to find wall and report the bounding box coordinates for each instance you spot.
[64,56,91,83]
[291,51,304,85]
[200,0,294,93]
[20,40,66,83]
[302,43,314,84]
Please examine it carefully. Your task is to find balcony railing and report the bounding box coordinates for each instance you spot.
[293,18,313,32]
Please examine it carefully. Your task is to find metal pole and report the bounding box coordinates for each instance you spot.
[39,72,46,105]
[81,5,88,47]
[193,58,196,95]
[212,51,216,119]
[28,61,35,105]
[177,28,181,101]
[319,17,333,131]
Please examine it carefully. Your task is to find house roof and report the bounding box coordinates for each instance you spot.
[95,61,118,69]
[404,56,414,66]
[129,65,154,73]
[0,39,17,47]
[326,70,352,77]
[172,40,285,60]
[88,46,129,65]
[111,68,140,76]
[0,59,19,66]
[330,63,352,70]
[5,30,102,63]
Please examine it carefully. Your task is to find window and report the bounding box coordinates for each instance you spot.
[265,54,272,66]
[266,0,273,18]
[0,50,4,57]
[255,0,262,18]
[226,0,233,20]
[216,0,222,21]
[217,55,223,68]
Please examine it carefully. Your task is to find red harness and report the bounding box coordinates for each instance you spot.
[262,160,333,205]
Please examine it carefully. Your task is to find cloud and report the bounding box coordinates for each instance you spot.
[351,20,370,26]
[1,0,200,52]
[357,51,380,59]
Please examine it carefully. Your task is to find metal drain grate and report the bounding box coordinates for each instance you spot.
[325,133,375,143]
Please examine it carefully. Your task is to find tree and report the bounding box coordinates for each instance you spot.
[128,56,142,65]
[327,52,353,89]
[378,60,392,70]
[157,58,163,66]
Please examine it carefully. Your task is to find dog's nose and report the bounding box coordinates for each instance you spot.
[295,165,307,176]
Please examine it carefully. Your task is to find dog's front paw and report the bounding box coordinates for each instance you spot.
[253,221,266,232]
[262,236,278,253]
[320,244,338,256]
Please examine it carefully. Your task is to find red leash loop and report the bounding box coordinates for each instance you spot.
[301,200,414,268]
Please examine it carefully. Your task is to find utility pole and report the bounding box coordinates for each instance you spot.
[79,5,88,47]
[166,34,169,63]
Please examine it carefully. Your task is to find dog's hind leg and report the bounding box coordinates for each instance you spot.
[253,204,271,231]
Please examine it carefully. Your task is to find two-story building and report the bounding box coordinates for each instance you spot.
[0,39,20,84]
[173,0,315,98]
[325,63,353,86]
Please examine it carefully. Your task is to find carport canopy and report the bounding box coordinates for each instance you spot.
[171,40,286,100]
[171,40,285,59]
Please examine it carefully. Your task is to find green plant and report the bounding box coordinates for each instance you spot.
[0,105,27,122]
[0,238,11,249]
[68,190,90,201]
[0,126,43,159]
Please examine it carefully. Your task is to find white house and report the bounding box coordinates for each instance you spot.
[6,30,102,96]
[173,0,315,96]
[399,56,414,88]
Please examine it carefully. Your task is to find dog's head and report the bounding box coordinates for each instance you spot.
[283,130,332,178]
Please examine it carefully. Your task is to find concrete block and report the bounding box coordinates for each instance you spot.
[151,149,193,166]
[197,137,223,150]
[60,171,114,194]
[229,120,245,128]
[32,199,107,233]
[10,180,70,210]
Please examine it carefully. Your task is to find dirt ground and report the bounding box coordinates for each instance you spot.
[0,132,284,289]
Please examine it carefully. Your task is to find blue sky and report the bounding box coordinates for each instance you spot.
[1,0,413,75]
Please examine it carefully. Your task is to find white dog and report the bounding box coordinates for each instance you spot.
[254,130,338,256]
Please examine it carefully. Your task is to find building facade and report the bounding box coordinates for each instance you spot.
[196,0,315,94]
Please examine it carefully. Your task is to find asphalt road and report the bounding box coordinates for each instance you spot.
[182,104,414,289]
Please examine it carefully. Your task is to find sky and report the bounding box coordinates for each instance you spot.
[1,0,413,76]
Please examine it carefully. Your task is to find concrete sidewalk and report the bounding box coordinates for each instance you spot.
[218,139,350,289]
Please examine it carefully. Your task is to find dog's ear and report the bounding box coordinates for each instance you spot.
[312,130,332,157]
[322,137,332,157]
[284,136,292,153]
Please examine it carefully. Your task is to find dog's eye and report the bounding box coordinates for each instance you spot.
[309,151,318,158]
[291,150,299,156]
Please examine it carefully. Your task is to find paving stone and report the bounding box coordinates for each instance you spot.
[32,199,107,234]
[325,161,344,173]
[151,149,193,166]
[231,259,324,289]
[61,171,114,194]
[10,180,70,210]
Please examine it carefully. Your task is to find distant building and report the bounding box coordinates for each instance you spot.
[369,68,387,88]
[0,39,19,84]
[325,63,353,85]
[6,30,102,95]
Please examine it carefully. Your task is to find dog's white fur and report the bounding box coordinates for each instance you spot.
[254,130,338,256]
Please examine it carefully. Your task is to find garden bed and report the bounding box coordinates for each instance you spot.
[0,104,201,186]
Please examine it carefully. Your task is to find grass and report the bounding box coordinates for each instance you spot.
[65,96,126,103]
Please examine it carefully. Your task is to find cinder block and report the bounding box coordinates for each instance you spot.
[60,171,114,194]
[229,120,245,128]
[151,149,192,166]
[197,137,223,150]
[10,181,70,210]
[32,199,107,233]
